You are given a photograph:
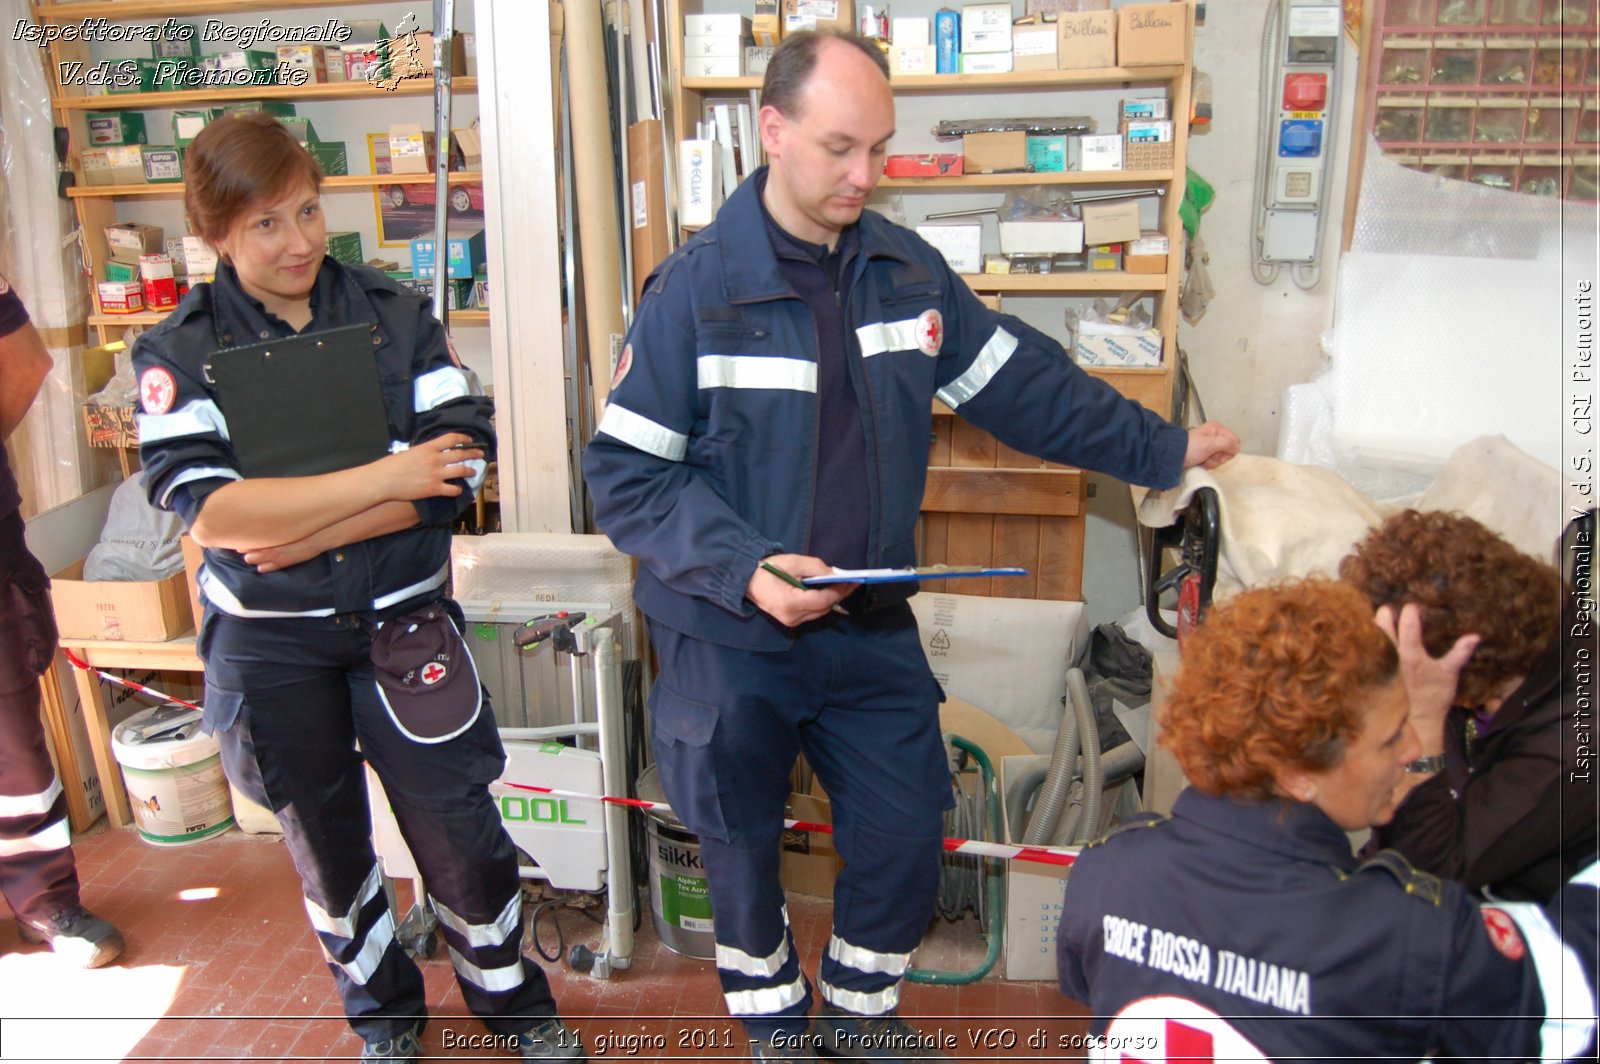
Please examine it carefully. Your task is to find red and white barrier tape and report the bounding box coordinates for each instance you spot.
[61,652,1078,869]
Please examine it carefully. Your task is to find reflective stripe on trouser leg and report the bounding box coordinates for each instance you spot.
[0,677,81,922]
[697,834,812,1033]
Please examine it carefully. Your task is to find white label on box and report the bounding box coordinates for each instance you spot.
[893,17,930,47]
[1126,119,1174,143]
[174,114,208,140]
[1288,5,1341,36]
[143,151,181,180]
[794,1,839,17]
[1130,233,1170,255]
[1013,27,1057,56]
[631,180,648,229]
[892,45,935,74]
[1080,134,1123,171]
[1123,97,1170,119]
[678,139,718,229]
[182,236,218,276]
[1074,329,1163,367]
[915,224,983,275]
[961,51,1014,73]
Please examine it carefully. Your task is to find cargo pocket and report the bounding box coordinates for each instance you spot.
[0,567,58,693]
[202,683,275,812]
[649,683,730,843]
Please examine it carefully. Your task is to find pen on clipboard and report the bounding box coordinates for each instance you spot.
[760,561,850,615]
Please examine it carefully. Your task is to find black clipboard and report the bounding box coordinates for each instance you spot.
[206,323,394,478]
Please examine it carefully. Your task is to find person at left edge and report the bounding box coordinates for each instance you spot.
[131,113,585,1064]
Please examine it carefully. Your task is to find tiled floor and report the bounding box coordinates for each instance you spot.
[0,822,1089,1062]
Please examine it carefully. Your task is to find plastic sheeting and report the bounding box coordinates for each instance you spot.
[1279,135,1592,499]
[1,0,97,514]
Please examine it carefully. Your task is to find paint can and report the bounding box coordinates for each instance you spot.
[636,766,715,959]
[111,703,234,846]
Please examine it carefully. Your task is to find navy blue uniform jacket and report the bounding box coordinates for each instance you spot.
[583,170,1187,651]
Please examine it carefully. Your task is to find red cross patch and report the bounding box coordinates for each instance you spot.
[1481,907,1526,960]
[139,367,177,415]
[612,343,634,388]
[915,309,943,356]
[420,662,447,686]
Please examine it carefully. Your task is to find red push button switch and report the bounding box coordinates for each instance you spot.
[1282,73,1327,112]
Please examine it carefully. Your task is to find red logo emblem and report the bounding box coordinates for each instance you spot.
[420,662,447,686]
[139,367,177,415]
[915,309,943,356]
[612,343,634,388]
[1481,907,1526,960]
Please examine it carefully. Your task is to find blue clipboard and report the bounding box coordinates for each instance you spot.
[801,565,1029,586]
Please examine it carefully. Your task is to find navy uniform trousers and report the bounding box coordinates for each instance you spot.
[201,600,557,1042]
[647,604,951,1038]
[0,511,79,925]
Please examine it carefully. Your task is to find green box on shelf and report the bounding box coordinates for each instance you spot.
[86,111,147,147]
[151,57,197,91]
[151,24,200,59]
[104,260,138,284]
[307,141,348,176]
[409,230,485,280]
[324,231,363,265]
[1026,135,1068,173]
[279,116,322,145]
[105,58,160,94]
[219,100,297,119]
[172,109,220,147]
[141,147,183,183]
[209,49,278,73]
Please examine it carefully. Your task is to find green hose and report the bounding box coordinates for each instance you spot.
[905,734,1004,985]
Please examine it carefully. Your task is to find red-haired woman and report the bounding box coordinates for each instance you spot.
[1056,580,1596,1060]
[132,113,583,1063]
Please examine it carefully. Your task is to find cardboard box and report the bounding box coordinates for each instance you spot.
[935,8,960,73]
[684,33,749,58]
[171,108,217,147]
[745,45,776,76]
[453,125,483,169]
[50,554,193,642]
[628,119,670,302]
[104,260,137,284]
[1081,199,1141,244]
[1057,9,1116,68]
[182,236,218,282]
[1124,251,1168,273]
[81,146,145,187]
[1117,2,1186,66]
[86,111,146,146]
[915,223,982,274]
[276,43,328,82]
[885,153,964,177]
[963,130,1028,173]
[781,0,854,33]
[460,33,477,77]
[893,16,930,46]
[753,0,783,46]
[106,222,164,264]
[1027,0,1109,10]
[139,254,178,311]
[684,13,751,36]
[324,230,363,265]
[307,141,348,176]
[682,55,742,78]
[891,44,936,75]
[960,3,1012,53]
[410,230,486,280]
[1086,242,1123,270]
[141,147,182,183]
[105,57,159,94]
[779,792,842,897]
[999,219,1085,254]
[1012,24,1059,70]
[1129,232,1170,256]
[1122,96,1170,120]
[1074,326,1161,366]
[1077,132,1123,171]
[1026,135,1066,172]
[96,281,144,314]
[678,138,719,230]
[960,51,1013,74]
[388,123,430,174]
[81,402,138,447]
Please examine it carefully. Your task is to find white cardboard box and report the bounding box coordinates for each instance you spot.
[1077,133,1124,171]
[683,55,742,77]
[684,13,750,36]
[915,223,983,274]
[1074,327,1163,367]
[961,3,1014,52]
[1001,755,1072,981]
[998,219,1085,255]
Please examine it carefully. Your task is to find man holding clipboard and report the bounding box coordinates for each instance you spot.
[584,31,1238,1064]
[134,113,583,1062]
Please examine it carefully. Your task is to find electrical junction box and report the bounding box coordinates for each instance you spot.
[1263,0,1340,264]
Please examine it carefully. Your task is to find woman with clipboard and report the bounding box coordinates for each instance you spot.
[132,113,584,1062]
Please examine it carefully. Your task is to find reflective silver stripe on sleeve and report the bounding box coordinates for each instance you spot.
[413,365,472,412]
[447,945,527,993]
[319,909,396,986]
[304,865,384,939]
[372,562,449,610]
[0,819,70,857]
[935,326,1018,409]
[826,934,911,976]
[0,777,63,819]
[697,355,817,392]
[717,935,791,978]
[1571,860,1600,887]
[855,319,922,358]
[430,892,521,950]
[596,404,689,462]
[159,466,242,508]
[723,974,808,1016]
[137,399,230,444]
[1494,901,1598,1061]
[200,567,335,619]
[817,977,900,1015]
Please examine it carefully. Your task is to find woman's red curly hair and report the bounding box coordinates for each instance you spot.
[1339,510,1559,705]
[1159,579,1398,800]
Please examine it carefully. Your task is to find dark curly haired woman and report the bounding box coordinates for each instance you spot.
[1341,509,1593,903]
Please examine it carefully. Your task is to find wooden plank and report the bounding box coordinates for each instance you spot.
[922,468,1083,517]
[1036,514,1086,601]
[944,514,995,596]
[991,515,1041,599]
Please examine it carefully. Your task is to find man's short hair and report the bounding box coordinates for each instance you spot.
[760,30,891,118]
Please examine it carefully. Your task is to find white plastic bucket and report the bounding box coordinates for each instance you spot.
[110,704,234,846]
[636,766,715,959]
